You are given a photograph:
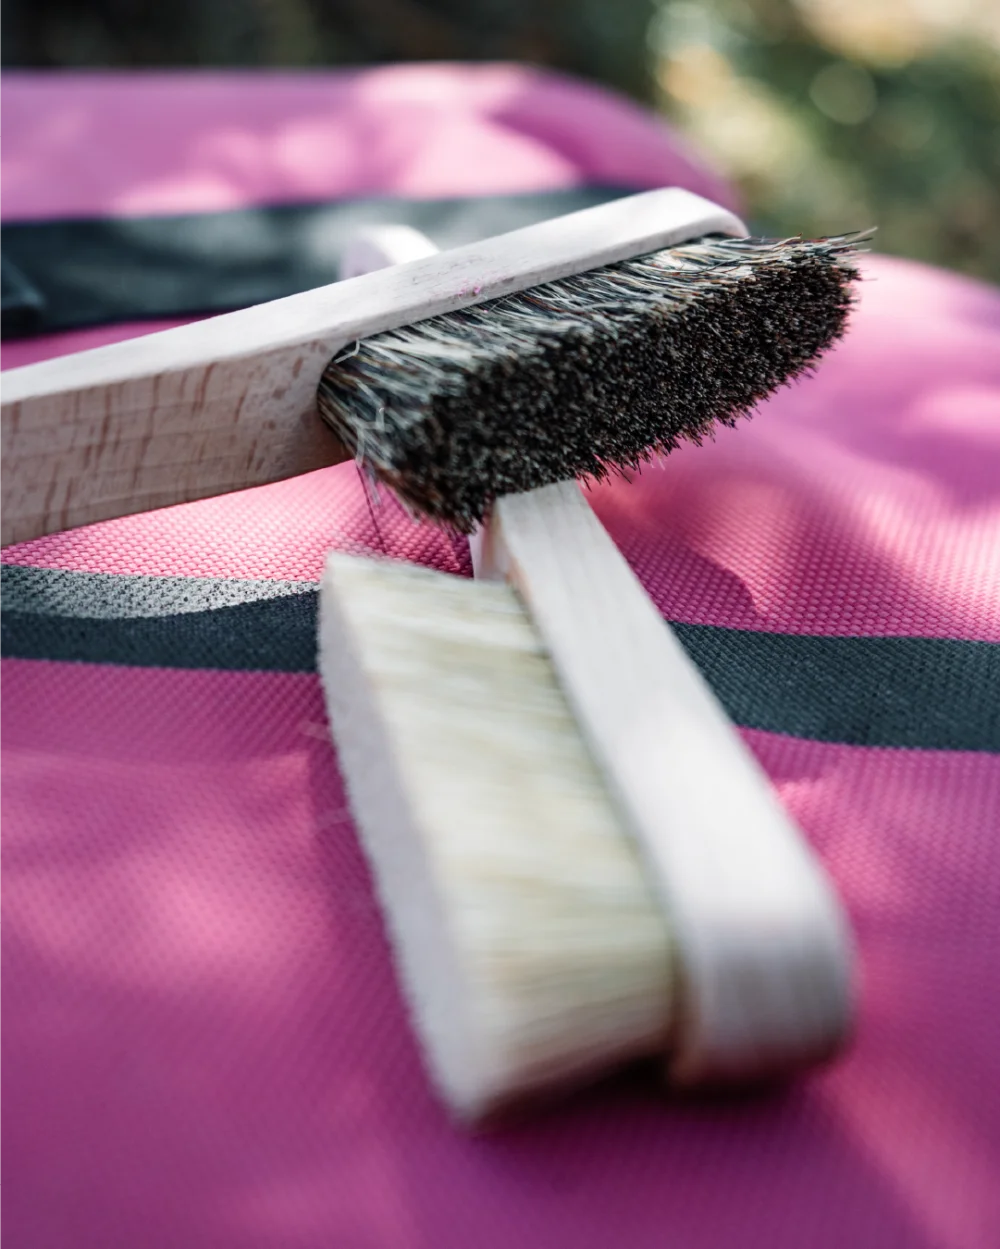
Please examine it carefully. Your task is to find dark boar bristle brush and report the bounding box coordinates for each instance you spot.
[1,190,865,1122]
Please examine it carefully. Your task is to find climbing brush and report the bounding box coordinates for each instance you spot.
[317,231,860,532]
[1,190,866,1122]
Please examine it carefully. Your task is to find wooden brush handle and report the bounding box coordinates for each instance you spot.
[482,483,855,1085]
[0,188,743,546]
[0,351,353,549]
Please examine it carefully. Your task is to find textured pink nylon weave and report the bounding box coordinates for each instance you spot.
[3,69,1000,1249]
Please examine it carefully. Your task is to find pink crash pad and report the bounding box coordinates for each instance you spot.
[2,66,999,1249]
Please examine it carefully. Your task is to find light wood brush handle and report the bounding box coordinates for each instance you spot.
[482,484,854,1084]
[0,188,742,546]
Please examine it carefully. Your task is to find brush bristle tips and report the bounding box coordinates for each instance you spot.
[317,233,867,531]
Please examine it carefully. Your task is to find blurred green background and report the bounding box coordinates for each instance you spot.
[4,0,999,281]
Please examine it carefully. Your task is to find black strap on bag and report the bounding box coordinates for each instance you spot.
[0,186,631,338]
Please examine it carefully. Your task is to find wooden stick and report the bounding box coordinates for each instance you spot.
[482,483,854,1084]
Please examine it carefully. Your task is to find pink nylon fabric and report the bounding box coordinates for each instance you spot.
[0,66,734,222]
[593,255,1000,642]
[1,319,197,372]
[5,658,998,1249]
[3,69,1000,1249]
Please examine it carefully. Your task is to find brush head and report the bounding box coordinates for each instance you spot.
[318,552,673,1120]
[317,232,866,532]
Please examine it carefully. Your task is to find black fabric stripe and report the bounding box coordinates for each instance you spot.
[0,564,315,618]
[1,592,319,673]
[672,622,999,754]
[3,571,996,752]
[0,186,632,338]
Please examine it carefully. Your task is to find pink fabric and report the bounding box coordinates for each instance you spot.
[0,66,733,222]
[1,462,471,581]
[593,256,1000,641]
[4,659,998,1249]
[1,320,195,372]
[3,69,1000,1249]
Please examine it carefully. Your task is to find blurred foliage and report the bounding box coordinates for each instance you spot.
[3,0,998,281]
[651,1,1000,281]
[0,0,653,98]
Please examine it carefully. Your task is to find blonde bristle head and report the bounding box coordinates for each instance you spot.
[317,553,673,1119]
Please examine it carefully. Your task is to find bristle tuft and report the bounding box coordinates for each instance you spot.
[318,233,868,531]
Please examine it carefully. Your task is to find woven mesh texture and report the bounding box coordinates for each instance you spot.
[2,464,472,580]
[3,69,1000,1249]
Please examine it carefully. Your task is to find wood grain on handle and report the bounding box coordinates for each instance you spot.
[1,342,351,547]
[1,188,743,546]
[483,482,855,1084]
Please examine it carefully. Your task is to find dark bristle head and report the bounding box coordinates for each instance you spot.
[317,233,867,532]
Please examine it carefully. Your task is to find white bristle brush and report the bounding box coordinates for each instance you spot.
[320,554,672,1119]
[1,190,860,1120]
